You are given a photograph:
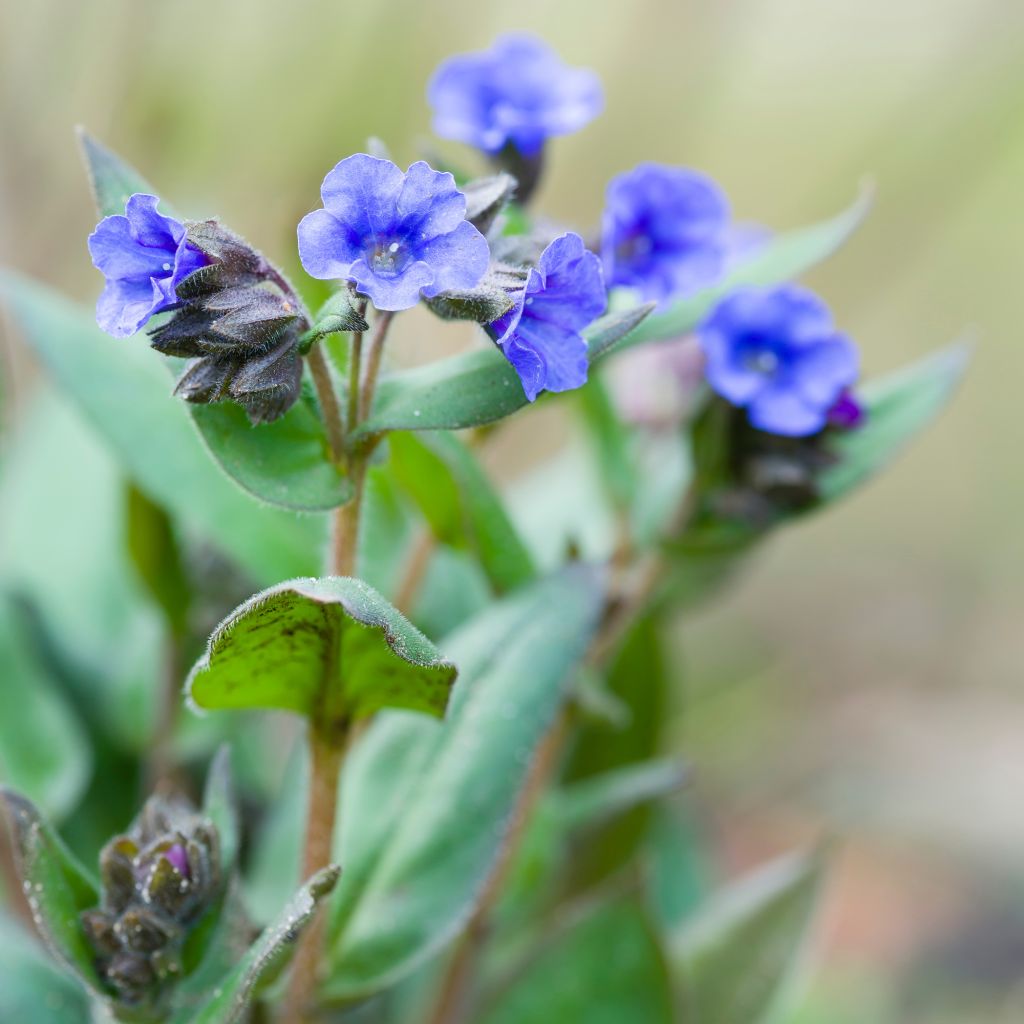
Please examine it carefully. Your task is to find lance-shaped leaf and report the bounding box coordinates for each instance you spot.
[355,305,654,436]
[817,341,970,503]
[77,127,171,220]
[174,866,340,1024]
[0,271,323,583]
[388,431,535,593]
[481,901,674,1024]
[75,132,351,511]
[321,565,607,1001]
[0,789,102,992]
[0,916,92,1024]
[187,577,457,724]
[614,184,874,352]
[672,850,825,1024]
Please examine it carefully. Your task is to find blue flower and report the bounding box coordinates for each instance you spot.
[88,194,207,338]
[297,154,490,312]
[699,284,860,437]
[602,163,730,306]
[428,34,603,157]
[491,232,606,402]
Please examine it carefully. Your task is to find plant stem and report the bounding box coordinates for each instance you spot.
[393,528,436,615]
[330,459,366,577]
[358,311,394,423]
[147,629,184,793]
[346,330,363,437]
[308,346,346,466]
[282,724,346,1023]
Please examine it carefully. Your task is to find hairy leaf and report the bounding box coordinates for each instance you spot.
[187,577,457,724]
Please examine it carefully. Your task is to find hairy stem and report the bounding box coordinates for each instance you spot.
[358,310,394,423]
[393,528,436,615]
[308,346,346,466]
[282,725,346,1023]
[147,630,184,793]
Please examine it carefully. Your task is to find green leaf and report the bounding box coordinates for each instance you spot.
[77,127,169,220]
[0,915,91,1024]
[389,431,535,593]
[124,483,190,636]
[189,397,352,511]
[0,601,91,819]
[180,867,341,1024]
[673,850,825,1024]
[0,270,323,585]
[300,289,369,352]
[356,306,655,436]
[817,342,970,503]
[321,565,607,1000]
[0,789,102,992]
[187,577,456,723]
[481,901,674,1024]
[615,185,873,351]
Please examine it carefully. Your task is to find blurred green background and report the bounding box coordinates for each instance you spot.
[1,1,1021,1019]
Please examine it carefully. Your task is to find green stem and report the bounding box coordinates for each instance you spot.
[308,346,346,467]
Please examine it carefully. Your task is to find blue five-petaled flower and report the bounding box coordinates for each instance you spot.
[491,232,606,402]
[428,34,603,157]
[602,162,731,307]
[88,194,207,338]
[297,154,490,312]
[699,284,860,437]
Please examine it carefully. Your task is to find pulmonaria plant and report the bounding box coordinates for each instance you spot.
[0,30,968,1024]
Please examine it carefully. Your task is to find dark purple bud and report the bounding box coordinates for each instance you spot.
[827,389,866,430]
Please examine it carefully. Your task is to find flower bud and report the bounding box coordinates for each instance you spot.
[80,795,222,1010]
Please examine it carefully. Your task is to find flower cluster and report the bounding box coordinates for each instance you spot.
[80,795,222,1009]
[86,33,864,434]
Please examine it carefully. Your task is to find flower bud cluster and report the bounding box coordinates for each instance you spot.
[80,795,221,1009]
[149,220,307,424]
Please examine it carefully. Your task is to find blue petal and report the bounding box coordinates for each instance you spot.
[88,214,173,282]
[297,208,360,281]
[792,334,859,405]
[396,161,466,240]
[320,154,405,237]
[517,317,588,395]
[348,258,435,312]
[419,220,490,298]
[124,194,183,249]
[700,327,766,405]
[501,336,546,402]
[96,277,165,338]
[748,384,826,436]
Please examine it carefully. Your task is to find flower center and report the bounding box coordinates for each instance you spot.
[370,239,408,277]
[744,348,779,375]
